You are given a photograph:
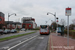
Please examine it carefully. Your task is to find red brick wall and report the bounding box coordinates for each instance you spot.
[22,23,33,29]
[0,16,5,24]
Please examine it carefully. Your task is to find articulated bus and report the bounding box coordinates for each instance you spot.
[40,25,50,35]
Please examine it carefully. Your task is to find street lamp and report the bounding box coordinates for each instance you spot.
[8,13,16,28]
[47,12,56,22]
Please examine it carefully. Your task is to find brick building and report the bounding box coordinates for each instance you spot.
[5,21,22,29]
[22,17,37,29]
[0,12,5,29]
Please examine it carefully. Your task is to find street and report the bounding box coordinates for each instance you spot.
[0,31,49,50]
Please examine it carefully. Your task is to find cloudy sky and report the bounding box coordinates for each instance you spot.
[0,0,75,26]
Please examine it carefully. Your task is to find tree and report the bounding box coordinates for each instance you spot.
[51,22,57,30]
[60,19,66,26]
[69,24,75,30]
[50,21,62,30]
[72,19,75,25]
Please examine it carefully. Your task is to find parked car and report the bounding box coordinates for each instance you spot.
[10,29,17,33]
[8,29,11,33]
[3,29,8,34]
[3,29,10,34]
[0,29,3,35]
[13,29,17,33]
[21,28,26,31]
[10,29,15,33]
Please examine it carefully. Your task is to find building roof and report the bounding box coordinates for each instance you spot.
[0,12,5,17]
[5,21,13,24]
[5,21,21,25]
[22,17,35,21]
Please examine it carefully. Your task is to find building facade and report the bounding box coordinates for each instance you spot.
[5,21,22,29]
[0,12,5,29]
[22,17,37,29]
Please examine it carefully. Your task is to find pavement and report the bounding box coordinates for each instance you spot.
[49,33,75,50]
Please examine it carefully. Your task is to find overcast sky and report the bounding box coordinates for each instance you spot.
[0,0,75,26]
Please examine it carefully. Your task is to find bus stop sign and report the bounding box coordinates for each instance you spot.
[65,8,71,16]
[65,7,72,46]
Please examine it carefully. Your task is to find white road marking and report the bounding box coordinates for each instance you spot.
[8,35,38,50]
[2,46,9,49]
[19,41,22,42]
[38,37,44,39]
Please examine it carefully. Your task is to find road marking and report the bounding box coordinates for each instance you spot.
[8,35,38,50]
[38,37,44,39]
[19,41,22,42]
[1,46,9,49]
[19,38,28,43]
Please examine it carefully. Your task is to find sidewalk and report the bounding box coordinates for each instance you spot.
[49,33,75,50]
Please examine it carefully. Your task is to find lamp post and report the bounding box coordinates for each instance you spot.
[8,13,16,28]
[47,12,57,32]
[47,12,56,22]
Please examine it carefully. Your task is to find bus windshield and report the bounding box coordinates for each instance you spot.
[40,25,49,32]
[40,25,47,29]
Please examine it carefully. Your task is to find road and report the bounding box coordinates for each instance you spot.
[0,31,49,50]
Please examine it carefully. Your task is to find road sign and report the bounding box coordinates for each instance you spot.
[52,25,53,29]
[65,7,72,46]
[65,8,71,16]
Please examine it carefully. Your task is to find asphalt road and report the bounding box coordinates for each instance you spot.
[0,31,49,50]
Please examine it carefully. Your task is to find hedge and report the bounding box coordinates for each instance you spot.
[64,30,75,39]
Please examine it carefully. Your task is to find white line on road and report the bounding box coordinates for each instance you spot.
[38,37,44,39]
[8,35,38,50]
[3,46,9,49]
[0,46,9,49]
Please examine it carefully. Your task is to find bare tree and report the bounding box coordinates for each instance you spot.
[72,19,75,25]
[60,19,66,26]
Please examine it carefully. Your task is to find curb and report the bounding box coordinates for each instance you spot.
[47,33,54,50]
[47,34,50,50]
[51,34,54,50]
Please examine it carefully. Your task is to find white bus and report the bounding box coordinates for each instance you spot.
[40,25,50,35]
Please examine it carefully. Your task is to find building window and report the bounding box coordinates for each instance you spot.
[0,18,2,21]
[22,24,25,28]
